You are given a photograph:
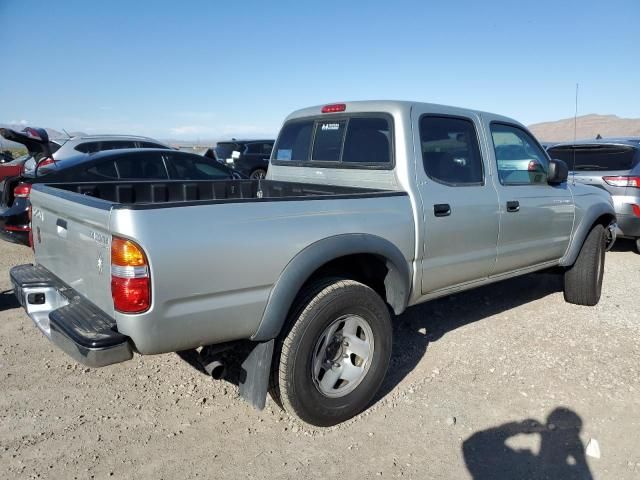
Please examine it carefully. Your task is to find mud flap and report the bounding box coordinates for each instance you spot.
[238,339,274,410]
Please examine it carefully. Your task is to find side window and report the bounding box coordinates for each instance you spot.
[245,143,263,155]
[115,152,168,179]
[312,120,347,161]
[342,117,391,164]
[140,141,167,149]
[420,116,483,185]
[262,143,273,156]
[85,161,118,179]
[100,140,137,151]
[74,142,100,154]
[491,123,548,185]
[273,121,313,161]
[167,153,231,179]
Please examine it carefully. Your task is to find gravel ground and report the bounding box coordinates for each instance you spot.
[0,239,638,479]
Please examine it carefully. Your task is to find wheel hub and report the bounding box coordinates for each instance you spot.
[311,314,375,398]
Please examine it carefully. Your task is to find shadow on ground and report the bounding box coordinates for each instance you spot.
[374,271,563,402]
[463,407,593,479]
[0,289,19,312]
[609,237,637,253]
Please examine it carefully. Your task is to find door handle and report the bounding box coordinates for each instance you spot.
[433,203,451,217]
[56,218,68,238]
[506,201,520,212]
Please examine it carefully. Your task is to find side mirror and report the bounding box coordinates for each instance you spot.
[547,159,568,185]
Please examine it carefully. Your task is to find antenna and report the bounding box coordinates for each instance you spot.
[571,83,579,184]
[62,128,72,139]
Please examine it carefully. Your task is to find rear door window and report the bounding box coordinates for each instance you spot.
[100,140,136,151]
[166,153,231,179]
[548,145,638,171]
[74,142,100,153]
[86,161,118,179]
[420,116,483,185]
[115,152,169,179]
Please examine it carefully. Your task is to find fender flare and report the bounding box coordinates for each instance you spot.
[559,202,616,267]
[251,233,412,341]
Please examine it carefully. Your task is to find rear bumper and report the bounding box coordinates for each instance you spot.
[0,201,30,246]
[10,264,133,367]
[615,213,640,238]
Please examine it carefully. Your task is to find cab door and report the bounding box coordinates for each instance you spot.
[414,109,501,294]
[487,122,574,274]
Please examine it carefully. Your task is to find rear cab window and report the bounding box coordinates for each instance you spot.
[272,114,393,168]
[548,145,639,171]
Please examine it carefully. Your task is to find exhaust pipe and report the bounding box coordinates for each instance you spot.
[203,359,226,380]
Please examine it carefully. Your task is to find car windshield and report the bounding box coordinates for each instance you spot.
[548,145,638,171]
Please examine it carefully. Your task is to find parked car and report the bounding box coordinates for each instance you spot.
[210,139,274,179]
[21,134,171,176]
[548,138,640,252]
[0,148,243,245]
[11,101,615,427]
[1,150,14,163]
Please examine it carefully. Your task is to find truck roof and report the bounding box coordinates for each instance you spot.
[285,100,521,126]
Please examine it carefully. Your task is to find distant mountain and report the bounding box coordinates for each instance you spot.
[529,114,640,142]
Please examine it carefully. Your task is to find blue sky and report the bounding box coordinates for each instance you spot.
[1,0,638,140]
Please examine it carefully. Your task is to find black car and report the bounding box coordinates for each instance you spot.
[0,148,243,246]
[205,139,274,179]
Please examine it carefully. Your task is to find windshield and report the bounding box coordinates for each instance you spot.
[548,145,638,171]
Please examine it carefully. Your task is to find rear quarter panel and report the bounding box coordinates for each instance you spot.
[112,195,415,354]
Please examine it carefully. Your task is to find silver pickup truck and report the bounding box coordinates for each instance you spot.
[11,101,616,426]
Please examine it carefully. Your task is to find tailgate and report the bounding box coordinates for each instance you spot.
[29,186,115,317]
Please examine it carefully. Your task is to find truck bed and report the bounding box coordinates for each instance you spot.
[36,179,402,208]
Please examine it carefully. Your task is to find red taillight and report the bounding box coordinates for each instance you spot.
[111,277,150,313]
[321,103,346,113]
[14,183,32,198]
[632,204,640,218]
[111,236,150,313]
[603,176,640,188]
[38,157,55,168]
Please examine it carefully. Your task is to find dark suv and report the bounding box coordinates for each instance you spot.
[548,138,640,252]
[206,140,274,179]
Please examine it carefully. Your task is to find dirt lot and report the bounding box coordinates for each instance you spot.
[0,239,638,479]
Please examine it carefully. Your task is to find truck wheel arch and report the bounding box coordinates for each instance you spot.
[251,234,411,341]
[560,203,616,267]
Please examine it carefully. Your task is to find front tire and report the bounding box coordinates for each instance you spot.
[249,169,267,180]
[564,224,606,306]
[272,278,392,426]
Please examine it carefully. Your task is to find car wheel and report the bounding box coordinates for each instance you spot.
[636,238,640,254]
[563,224,606,306]
[250,169,267,180]
[271,278,392,426]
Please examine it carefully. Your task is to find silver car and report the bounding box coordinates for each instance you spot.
[548,138,640,252]
[23,134,170,176]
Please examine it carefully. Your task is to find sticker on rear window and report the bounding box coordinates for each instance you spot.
[320,123,340,131]
[276,149,292,161]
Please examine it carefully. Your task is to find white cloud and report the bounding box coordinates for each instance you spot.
[8,119,29,126]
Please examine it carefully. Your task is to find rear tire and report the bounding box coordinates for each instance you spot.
[563,224,606,306]
[271,278,392,426]
[635,238,640,254]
